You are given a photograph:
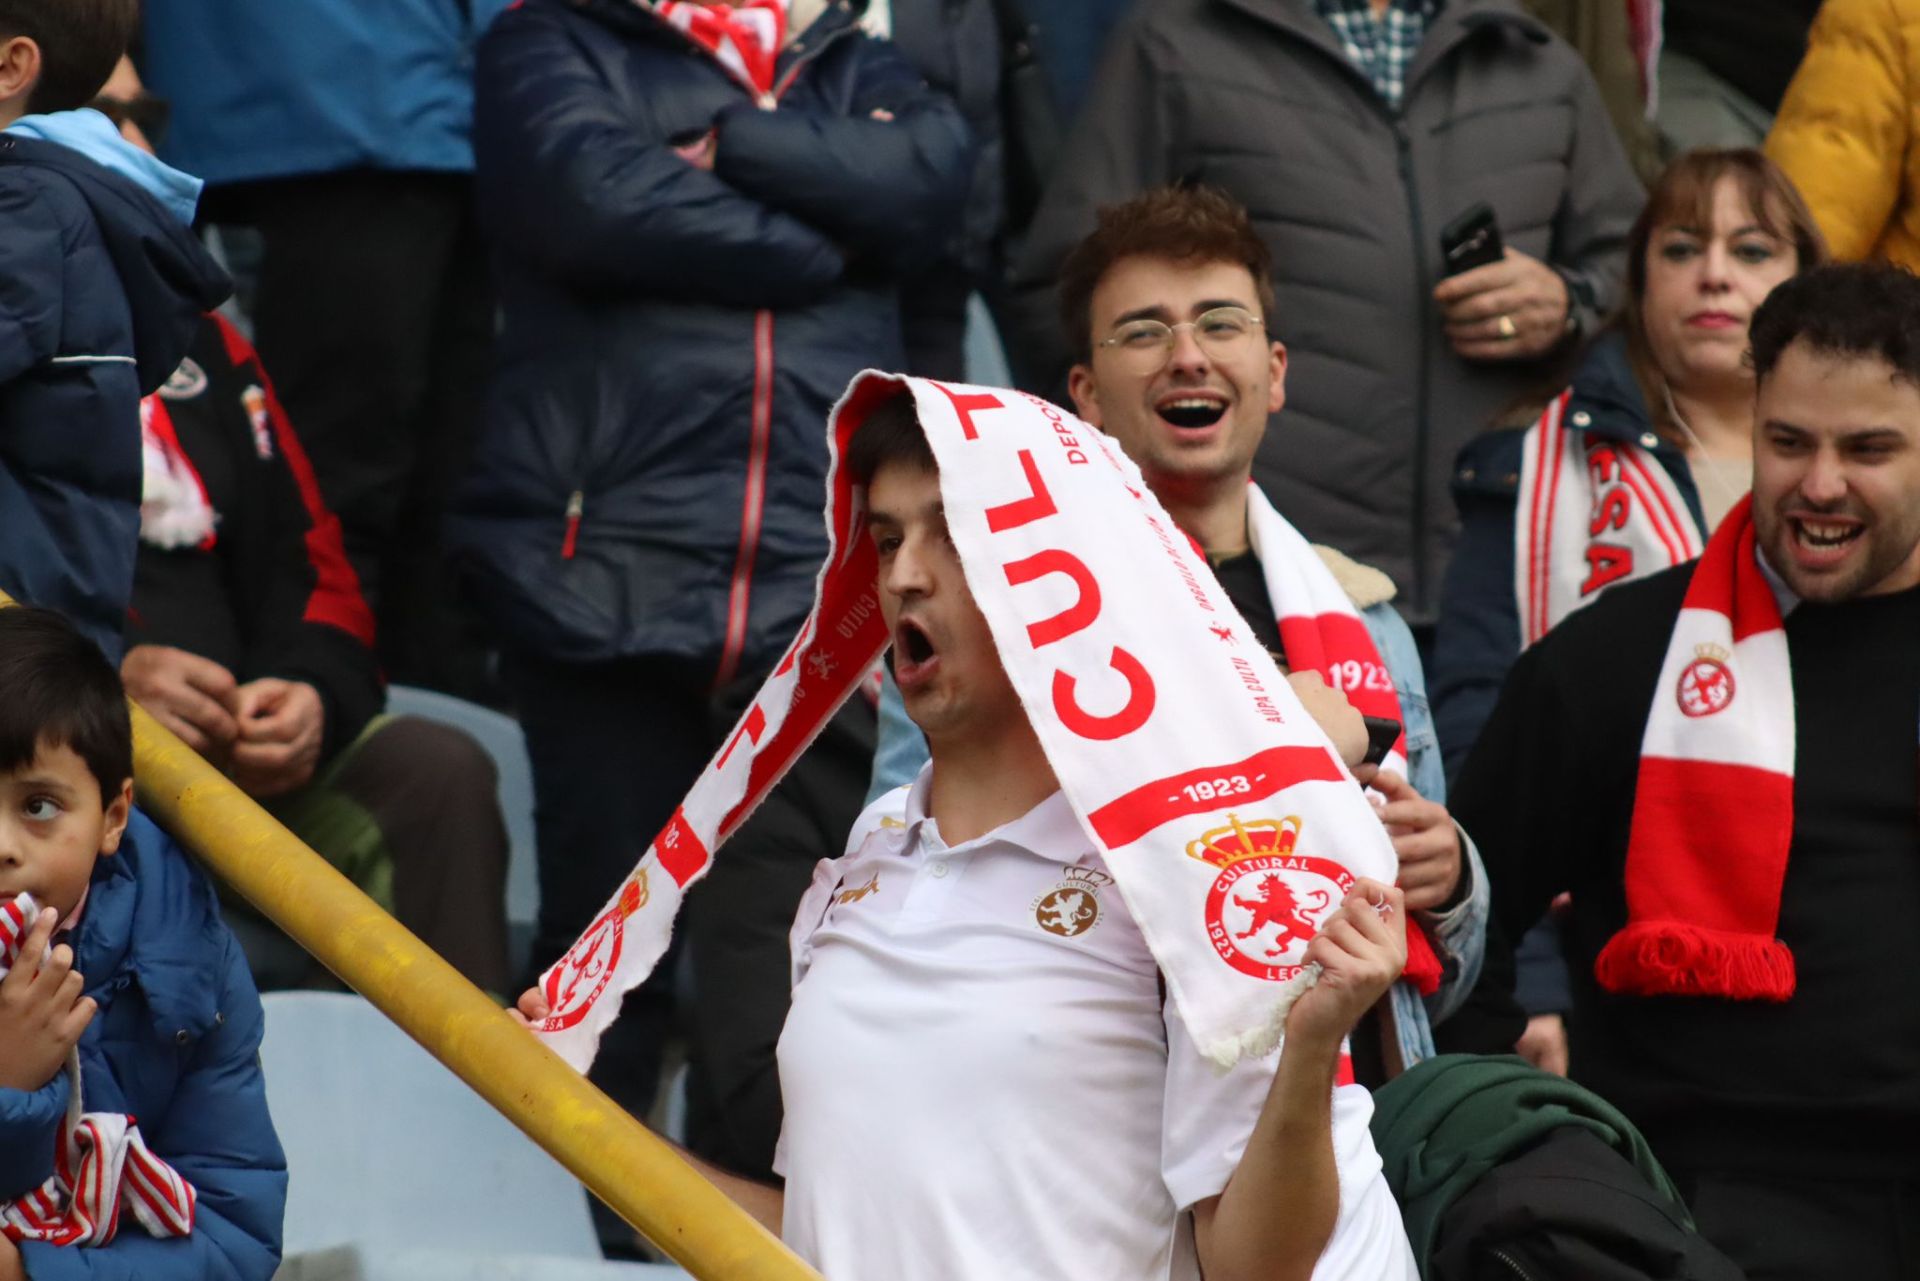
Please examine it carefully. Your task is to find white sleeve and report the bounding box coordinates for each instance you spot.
[1160,1005,1418,1280]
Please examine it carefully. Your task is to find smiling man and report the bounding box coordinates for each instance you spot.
[1453,261,1920,1279]
[870,187,1488,1079]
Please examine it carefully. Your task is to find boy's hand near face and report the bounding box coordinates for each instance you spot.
[0,907,95,1092]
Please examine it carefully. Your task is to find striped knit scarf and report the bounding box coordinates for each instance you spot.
[0,893,198,1247]
[1244,486,1440,994]
[652,0,790,96]
[1594,496,1798,999]
[1515,391,1704,648]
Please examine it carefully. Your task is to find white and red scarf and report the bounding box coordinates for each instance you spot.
[534,378,1438,1070]
[0,894,198,1248]
[1515,391,1704,648]
[1594,496,1798,1000]
[652,0,790,96]
[138,396,217,552]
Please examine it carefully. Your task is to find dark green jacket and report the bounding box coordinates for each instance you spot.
[1370,1054,1684,1264]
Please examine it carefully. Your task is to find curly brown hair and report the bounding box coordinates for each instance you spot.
[1057,185,1278,361]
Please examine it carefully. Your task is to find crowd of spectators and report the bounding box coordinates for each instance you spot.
[0,0,1916,1278]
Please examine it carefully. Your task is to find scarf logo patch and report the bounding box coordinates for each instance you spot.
[538,873,648,1033]
[1194,816,1351,982]
[1033,865,1112,938]
[1676,643,1736,718]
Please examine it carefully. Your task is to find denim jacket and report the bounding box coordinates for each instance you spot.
[866,591,1489,1068]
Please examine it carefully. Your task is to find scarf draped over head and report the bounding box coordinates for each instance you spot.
[533,376,1440,1070]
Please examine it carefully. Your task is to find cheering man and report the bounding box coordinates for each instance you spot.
[1455,261,1920,1277]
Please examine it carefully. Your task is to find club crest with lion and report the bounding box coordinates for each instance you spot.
[1192,815,1352,981]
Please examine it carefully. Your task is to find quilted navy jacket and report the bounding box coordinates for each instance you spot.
[0,811,286,1279]
[0,136,229,658]
[450,0,971,682]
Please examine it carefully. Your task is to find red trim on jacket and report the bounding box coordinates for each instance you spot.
[212,314,376,648]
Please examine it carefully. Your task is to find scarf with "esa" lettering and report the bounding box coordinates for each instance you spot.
[533,376,1437,1069]
[1596,495,1798,1000]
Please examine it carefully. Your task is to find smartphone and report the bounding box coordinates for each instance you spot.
[1360,715,1402,768]
[1439,202,1504,277]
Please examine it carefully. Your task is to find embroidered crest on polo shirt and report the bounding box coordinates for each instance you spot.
[1676,643,1736,718]
[1033,864,1113,938]
[1190,815,1351,983]
[834,871,881,905]
[240,386,274,460]
[156,357,207,400]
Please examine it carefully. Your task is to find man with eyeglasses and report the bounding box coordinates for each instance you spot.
[869,185,1488,1081]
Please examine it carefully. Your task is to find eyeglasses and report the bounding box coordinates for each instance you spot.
[88,92,171,148]
[1095,306,1265,373]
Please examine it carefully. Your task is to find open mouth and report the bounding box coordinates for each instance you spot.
[893,617,939,687]
[1791,517,1865,552]
[1155,396,1229,430]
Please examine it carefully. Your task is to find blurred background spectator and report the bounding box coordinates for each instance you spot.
[1657,0,1820,157]
[1766,0,1920,274]
[1004,0,1647,640]
[446,0,969,1244]
[141,0,509,703]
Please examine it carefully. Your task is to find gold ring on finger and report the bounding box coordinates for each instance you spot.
[1496,314,1517,340]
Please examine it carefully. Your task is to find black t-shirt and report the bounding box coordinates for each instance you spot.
[1209,550,1286,666]
[1455,565,1920,1179]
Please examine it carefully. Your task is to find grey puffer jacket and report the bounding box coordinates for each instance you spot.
[1006,0,1643,622]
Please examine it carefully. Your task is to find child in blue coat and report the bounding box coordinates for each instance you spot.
[0,607,285,1280]
[0,0,229,659]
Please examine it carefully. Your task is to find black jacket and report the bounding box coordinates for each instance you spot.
[0,136,228,656]
[1431,332,1706,778]
[1005,0,1644,622]
[128,315,383,764]
[449,0,972,680]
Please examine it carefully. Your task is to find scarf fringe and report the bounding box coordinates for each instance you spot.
[1201,965,1319,1069]
[1594,920,1796,1001]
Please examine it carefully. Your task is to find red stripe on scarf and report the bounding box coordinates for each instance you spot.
[1596,499,1798,1000]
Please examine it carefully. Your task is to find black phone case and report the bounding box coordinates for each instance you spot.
[1439,203,1504,277]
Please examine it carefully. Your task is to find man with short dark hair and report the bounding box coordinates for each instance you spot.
[1455,261,1920,1277]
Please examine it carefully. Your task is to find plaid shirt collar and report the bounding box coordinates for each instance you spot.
[1315,0,1444,109]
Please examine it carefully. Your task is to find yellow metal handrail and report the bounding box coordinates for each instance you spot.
[0,591,818,1280]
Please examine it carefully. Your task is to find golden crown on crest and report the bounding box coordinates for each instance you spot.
[1184,814,1303,868]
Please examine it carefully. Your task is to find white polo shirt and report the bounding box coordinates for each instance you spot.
[774,767,1417,1281]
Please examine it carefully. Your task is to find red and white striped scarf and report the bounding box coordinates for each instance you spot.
[1244,488,1441,994]
[535,378,1443,1071]
[652,0,790,96]
[0,893,198,1248]
[1594,496,1798,1000]
[1515,391,1704,648]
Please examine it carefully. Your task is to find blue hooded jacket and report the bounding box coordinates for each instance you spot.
[448,0,972,681]
[0,811,286,1280]
[0,122,230,656]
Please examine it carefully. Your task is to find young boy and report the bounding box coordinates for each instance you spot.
[0,607,285,1280]
[0,0,229,659]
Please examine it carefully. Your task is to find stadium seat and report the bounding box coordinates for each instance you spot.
[261,992,688,1280]
[384,684,539,976]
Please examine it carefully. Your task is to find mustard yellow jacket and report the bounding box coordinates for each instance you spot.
[1767,0,1920,270]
